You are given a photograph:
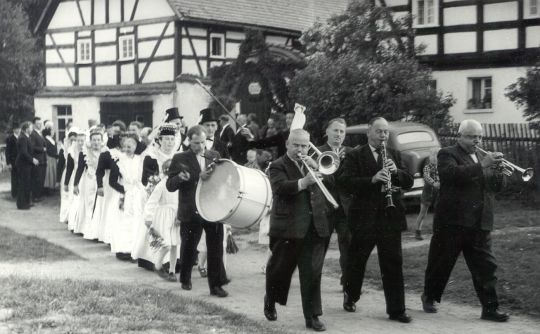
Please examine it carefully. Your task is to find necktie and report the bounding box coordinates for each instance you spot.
[375,147,383,168]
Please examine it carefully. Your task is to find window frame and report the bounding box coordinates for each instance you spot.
[209,32,225,58]
[466,77,493,112]
[53,105,73,142]
[525,0,540,18]
[77,38,92,64]
[118,34,135,61]
[412,0,439,28]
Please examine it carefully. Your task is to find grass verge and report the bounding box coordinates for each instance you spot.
[324,229,540,317]
[0,226,81,262]
[0,276,289,333]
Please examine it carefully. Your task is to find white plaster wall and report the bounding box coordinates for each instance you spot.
[383,0,408,6]
[484,29,518,51]
[415,35,438,55]
[47,49,75,64]
[227,31,245,40]
[109,0,122,23]
[444,6,477,26]
[152,94,176,126]
[226,42,240,59]
[432,67,529,123]
[184,27,207,37]
[79,0,91,25]
[46,68,75,87]
[175,82,212,127]
[78,67,92,86]
[138,38,174,59]
[526,26,540,48]
[444,32,476,53]
[182,38,207,57]
[121,64,135,84]
[138,22,174,39]
[124,0,136,20]
[139,60,174,83]
[94,0,106,25]
[95,65,117,85]
[484,2,518,23]
[94,29,116,43]
[48,2,83,28]
[34,97,101,130]
[95,45,117,62]
[133,0,175,21]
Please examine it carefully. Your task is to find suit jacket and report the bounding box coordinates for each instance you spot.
[167,149,220,222]
[219,124,235,146]
[434,144,504,231]
[5,134,18,166]
[210,136,230,159]
[249,130,289,158]
[230,131,250,165]
[268,154,331,239]
[337,144,413,232]
[30,130,47,165]
[15,134,34,168]
[135,140,147,155]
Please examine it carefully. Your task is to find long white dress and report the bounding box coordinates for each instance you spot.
[94,149,122,244]
[143,178,179,246]
[81,149,104,240]
[131,147,176,262]
[110,154,145,254]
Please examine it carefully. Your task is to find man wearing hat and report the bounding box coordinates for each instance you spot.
[199,108,229,159]
[165,107,187,152]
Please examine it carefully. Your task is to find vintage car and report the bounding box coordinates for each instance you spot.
[344,122,441,203]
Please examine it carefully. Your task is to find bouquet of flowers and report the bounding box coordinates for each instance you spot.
[148,227,168,251]
[145,174,161,196]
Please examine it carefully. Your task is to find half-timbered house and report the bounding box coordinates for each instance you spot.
[385,0,540,123]
[34,0,350,139]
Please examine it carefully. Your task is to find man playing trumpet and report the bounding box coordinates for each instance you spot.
[421,119,509,322]
[337,117,413,322]
[264,129,332,332]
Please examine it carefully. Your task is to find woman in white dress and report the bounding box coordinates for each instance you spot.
[131,125,177,270]
[66,133,86,232]
[109,134,145,260]
[59,130,78,224]
[144,159,179,282]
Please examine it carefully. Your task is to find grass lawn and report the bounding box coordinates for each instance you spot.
[0,226,81,262]
[0,276,289,333]
[324,229,540,317]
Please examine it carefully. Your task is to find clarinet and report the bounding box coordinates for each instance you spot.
[380,141,395,209]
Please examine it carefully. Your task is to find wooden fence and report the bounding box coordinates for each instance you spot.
[438,123,540,191]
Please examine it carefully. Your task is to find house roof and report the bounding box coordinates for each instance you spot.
[35,83,176,98]
[35,0,351,34]
[168,0,350,34]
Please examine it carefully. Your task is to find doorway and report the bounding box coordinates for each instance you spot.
[100,101,153,127]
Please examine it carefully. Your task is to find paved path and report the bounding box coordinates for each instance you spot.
[0,190,539,334]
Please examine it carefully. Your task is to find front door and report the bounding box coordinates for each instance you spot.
[100,101,153,127]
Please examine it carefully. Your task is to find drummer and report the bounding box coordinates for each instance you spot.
[199,107,230,158]
[166,125,229,297]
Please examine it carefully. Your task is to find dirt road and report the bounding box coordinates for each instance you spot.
[0,190,538,334]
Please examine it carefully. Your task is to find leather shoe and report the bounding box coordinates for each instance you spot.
[305,316,326,331]
[421,293,437,313]
[389,312,412,323]
[181,282,192,291]
[343,292,356,312]
[481,308,509,322]
[210,286,228,298]
[263,295,277,321]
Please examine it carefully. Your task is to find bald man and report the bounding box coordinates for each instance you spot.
[422,119,509,322]
[264,129,332,331]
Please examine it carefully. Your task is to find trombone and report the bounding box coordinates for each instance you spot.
[309,143,341,175]
[298,153,339,209]
[476,147,534,182]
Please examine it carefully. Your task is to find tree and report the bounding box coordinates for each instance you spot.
[505,58,540,129]
[0,0,42,130]
[289,0,454,139]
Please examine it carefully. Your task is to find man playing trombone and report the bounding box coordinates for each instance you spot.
[264,129,333,332]
[337,117,413,322]
[421,119,509,322]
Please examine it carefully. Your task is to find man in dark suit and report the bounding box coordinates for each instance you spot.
[243,112,294,159]
[16,122,39,210]
[166,125,228,298]
[128,121,147,154]
[229,114,250,164]
[199,108,229,159]
[5,123,21,198]
[264,129,331,332]
[337,117,413,323]
[29,117,47,202]
[317,118,353,287]
[422,119,509,322]
[218,115,235,148]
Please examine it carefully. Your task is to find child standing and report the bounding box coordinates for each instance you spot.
[415,148,440,240]
[144,159,179,282]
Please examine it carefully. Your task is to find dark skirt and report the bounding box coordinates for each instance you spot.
[421,184,439,207]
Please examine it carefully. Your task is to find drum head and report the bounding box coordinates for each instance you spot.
[196,160,241,222]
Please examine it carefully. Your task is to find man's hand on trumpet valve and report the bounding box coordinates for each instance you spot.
[480,151,504,169]
[372,168,391,184]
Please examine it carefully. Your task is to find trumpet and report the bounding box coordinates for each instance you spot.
[475,147,534,182]
[308,143,341,175]
[380,142,396,209]
[298,153,339,209]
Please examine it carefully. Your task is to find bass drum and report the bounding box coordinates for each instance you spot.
[196,159,272,229]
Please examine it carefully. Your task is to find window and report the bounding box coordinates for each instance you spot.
[413,0,438,27]
[210,33,225,58]
[467,77,492,110]
[527,0,539,17]
[119,34,135,61]
[54,105,73,141]
[396,132,434,144]
[77,39,92,64]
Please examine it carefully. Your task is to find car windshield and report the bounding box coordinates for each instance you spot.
[396,131,434,144]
